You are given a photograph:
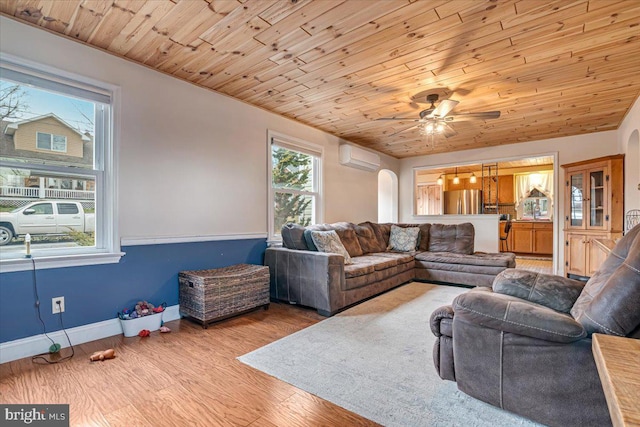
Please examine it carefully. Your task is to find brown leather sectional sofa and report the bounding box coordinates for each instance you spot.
[265,221,516,316]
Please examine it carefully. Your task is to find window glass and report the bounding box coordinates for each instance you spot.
[269,134,321,241]
[272,147,314,191]
[36,132,51,150]
[0,60,110,258]
[58,203,79,214]
[52,134,67,152]
[28,203,53,215]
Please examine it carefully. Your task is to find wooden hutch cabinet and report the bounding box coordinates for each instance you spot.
[562,154,624,278]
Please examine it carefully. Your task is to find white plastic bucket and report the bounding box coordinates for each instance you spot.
[119,313,163,337]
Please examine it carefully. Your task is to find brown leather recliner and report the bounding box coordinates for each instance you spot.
[430,224,640,427]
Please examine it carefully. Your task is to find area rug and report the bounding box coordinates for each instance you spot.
[238,282,542,427]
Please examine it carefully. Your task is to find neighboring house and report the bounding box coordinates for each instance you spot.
[0,114,95,204]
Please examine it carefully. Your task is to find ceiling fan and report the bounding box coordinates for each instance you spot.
[377,94,500,138]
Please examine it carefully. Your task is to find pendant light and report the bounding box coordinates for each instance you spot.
[469,172,477,184]
[436,174,444,185]
[453,167,460,185]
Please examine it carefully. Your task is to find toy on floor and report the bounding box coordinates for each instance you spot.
[159,326,171,333]
[89,348,116,362]
[138,329,151,337]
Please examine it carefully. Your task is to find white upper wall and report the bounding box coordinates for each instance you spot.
[0,17,399,239]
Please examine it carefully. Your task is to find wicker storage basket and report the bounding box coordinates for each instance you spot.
[178,264,269,328]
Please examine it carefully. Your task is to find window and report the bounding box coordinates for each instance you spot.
[58,203,79,215]
[0,57,120,271]
[36,132,67,152]
[268,131,322,242]
[28,203,53,215]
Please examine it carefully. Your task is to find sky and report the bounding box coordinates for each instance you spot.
[1,79,95,135]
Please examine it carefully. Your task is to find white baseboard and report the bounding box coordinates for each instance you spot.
[0,305,181,364]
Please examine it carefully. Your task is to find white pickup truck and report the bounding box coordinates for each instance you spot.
[0,200,95,246]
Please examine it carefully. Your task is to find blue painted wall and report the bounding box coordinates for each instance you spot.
[0,238,267,343]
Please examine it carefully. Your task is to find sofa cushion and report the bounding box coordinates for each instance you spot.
[299,222,363,256]
[310,230,353,265]
[415,260,508,276]
[344,261,413,290]
[571,224,640,336]
[353,223,381,254]
[358,221,389,253]
[345,255,399,279]
[454,289,587,343]
[388,225,420,251]
[369,252,414,265]
[281,223,308,250]
[428,223,475,254]
[285,223,334,250]
[415,251,515,267]
[335,228,364,257]
[493,269,585,313]
[356,255,398,270]
[344,262,375,278]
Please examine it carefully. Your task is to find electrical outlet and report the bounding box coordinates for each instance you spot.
[52,297,65,314]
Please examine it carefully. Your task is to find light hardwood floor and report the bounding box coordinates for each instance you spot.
[515,257,553,275]
[0,304,380,427]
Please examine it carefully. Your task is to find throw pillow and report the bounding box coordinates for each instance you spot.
[303,229,318,251]
[388,225,420,252]
[310,230,353,264]
[280,223,308,250]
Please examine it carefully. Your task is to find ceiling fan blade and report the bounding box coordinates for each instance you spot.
[432,99,459,118]
[375,117,420,121]
[442,123,458,138]
[388,124,420,137]
[446,111,501,121]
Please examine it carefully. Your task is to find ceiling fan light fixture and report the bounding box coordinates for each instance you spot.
[436,123,444,132]
[425,122,434,133]
[469,172,477,184]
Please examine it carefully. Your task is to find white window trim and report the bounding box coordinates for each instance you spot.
[0,54,122,272]
[267,130,323,244]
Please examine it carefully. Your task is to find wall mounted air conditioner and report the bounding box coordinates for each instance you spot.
[339,144,381,172]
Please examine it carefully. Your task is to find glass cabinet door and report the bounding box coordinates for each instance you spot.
[587,167,607,229]
[569,172,584,228]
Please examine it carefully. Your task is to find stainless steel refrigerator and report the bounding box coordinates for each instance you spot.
[443,190,483,214]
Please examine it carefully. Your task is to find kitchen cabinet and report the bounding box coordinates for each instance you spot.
[512,222,533,253]
[498,175,514,204]
[505,221,553,255]
[533,222,553,254]
[562,155,624,277]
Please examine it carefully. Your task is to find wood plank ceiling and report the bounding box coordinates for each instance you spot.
[2,0,639,159]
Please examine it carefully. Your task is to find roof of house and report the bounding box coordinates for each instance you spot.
[0,119,93,168]
[3,113,91,142]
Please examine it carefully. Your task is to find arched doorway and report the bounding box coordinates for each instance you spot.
[378,169,398,222]
[626,129,640,213]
